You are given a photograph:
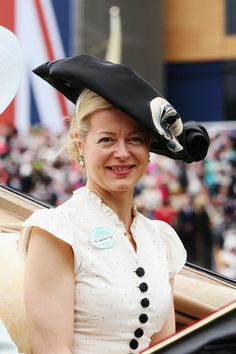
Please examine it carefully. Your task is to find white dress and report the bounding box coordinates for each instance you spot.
[19,186,186,354]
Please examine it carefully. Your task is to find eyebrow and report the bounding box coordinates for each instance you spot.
[96,130,145,135]
[96,131,114,135]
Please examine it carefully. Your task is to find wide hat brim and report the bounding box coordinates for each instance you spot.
[33,54,209,163]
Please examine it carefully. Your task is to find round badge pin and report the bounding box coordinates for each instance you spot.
[90,227,115,249]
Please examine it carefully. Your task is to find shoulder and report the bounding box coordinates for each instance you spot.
[158,220,187,277]
[152,219,185,251]
[138,213,177,237]
[18,190,87,257]
[22,195,75,231]
[22,187,90,229]
[139,215,187,278]
[18,193,85,272]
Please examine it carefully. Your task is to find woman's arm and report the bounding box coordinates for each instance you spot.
[24,227,75,354]
[150,277,176,345]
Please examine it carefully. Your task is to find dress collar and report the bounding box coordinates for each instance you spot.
[73,186,138,229]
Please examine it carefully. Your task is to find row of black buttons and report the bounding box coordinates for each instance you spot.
[129,267,150,351]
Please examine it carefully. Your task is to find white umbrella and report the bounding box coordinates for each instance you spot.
[0,26,23,114]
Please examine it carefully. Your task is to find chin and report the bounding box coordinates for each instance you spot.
[106,182,134,193]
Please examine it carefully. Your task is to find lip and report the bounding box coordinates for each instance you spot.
[106,164,135,175]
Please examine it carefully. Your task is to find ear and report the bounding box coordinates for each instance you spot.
[74,131,84,155]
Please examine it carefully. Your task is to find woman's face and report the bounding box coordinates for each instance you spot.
[78,108,150,196]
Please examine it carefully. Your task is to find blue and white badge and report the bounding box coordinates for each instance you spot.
[90,227,115,249]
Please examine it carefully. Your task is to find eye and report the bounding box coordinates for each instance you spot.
[98,137,113,143]
[129,136,146,144]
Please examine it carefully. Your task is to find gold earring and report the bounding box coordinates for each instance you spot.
[79,155,85,167]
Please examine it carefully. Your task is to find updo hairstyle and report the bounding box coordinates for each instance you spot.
[67,88,113,163]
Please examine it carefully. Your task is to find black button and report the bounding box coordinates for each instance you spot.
[139,313,148,323]
[129,339,139,349]
[141,298,150,308]
[139,282,148,292]
[135,267,145,277]
[134,328,144,338]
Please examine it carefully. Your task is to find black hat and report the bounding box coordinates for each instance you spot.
[33,54,209,163]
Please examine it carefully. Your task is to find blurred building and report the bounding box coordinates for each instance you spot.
[165,0,236,123]
[75,0,165,94]
[77,0,236,124]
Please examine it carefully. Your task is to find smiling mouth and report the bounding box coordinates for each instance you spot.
[107,165,135,171]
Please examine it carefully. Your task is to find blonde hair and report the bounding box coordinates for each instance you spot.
[67,89,113,163]
[45,88,150,163]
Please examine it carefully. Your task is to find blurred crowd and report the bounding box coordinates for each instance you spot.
[1,122,236,279]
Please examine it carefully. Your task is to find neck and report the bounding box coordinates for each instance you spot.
[87,184,135,231]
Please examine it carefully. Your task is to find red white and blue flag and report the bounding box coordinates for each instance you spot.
[0,0,73,135]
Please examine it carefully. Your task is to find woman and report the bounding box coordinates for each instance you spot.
[19,55,209,354]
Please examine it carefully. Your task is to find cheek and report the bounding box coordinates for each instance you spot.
[136,151,150,175]
[84,151,106,173]
[141,148,150,163]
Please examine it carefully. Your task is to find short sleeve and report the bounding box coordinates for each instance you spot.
[158,220,187,278]
[18,208,81,274]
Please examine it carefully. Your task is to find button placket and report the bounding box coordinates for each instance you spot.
[128,266,150,351]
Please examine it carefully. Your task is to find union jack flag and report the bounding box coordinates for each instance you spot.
[0,0,73,135]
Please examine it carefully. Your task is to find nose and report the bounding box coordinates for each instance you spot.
[114,141,130,160]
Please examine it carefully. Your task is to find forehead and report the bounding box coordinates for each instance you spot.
[88,108,146,132]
